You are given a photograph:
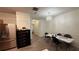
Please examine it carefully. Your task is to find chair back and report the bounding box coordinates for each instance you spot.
[45,32,48,35]
[64,34,72,38]
[57,33,62,36]
[52,36,60,44]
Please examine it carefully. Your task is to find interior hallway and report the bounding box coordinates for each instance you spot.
[8,34,79,51]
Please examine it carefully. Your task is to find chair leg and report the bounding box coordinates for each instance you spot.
[66,44,71,51]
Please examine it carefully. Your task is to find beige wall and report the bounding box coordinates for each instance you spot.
[0,12,16,50]
[16,12,31,29]
[8,24,16,39]
[54,9,79,47]
[0,12,16,40]
[0,12,16,24]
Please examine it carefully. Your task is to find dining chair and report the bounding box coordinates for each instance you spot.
[63,34,72,50]
[45,32,48,38]
[52,36,61,50]
[65,43,72,51]
[64,34,72,38]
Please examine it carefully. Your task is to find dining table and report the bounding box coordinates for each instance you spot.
[46,33,74,43]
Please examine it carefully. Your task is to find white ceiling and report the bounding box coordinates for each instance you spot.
[34,7,79,18]
[0,7,79,19]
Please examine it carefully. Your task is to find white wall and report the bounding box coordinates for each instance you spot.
[42,9,79,48]
[39,19,47,37]
[54,9,79,47]
[16,12,31,29]
[38,17,55,37]
[45,17,55,33]
[32,20,40,36]
[32,19,47,37]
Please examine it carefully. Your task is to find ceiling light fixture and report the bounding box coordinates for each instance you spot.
[32,7,39,19]
[46,16,52,21]
[32,7,39,11]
